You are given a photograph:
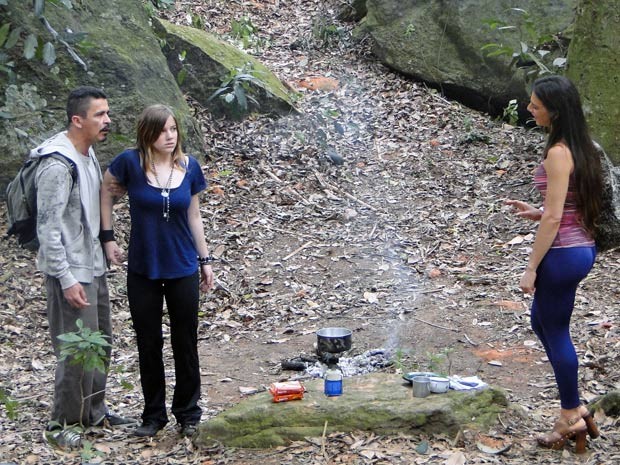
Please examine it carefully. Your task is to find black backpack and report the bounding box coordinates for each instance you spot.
[6,154,77,251]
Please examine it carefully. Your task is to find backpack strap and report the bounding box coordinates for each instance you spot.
[43,153,78,188]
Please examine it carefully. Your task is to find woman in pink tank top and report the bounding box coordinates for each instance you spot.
[505,76,603,454]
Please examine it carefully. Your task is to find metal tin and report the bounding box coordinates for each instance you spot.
[411,376,431,398]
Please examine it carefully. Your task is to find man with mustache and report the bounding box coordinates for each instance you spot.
[35,87,130,449]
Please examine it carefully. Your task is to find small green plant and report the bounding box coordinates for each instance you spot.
[207,62,264,118]
[426,348,454,376]
[110,365,134,390]
[80,439,103,461]
[0,388,19,420]
[391,348,418,373]
[502,98,519,125]
[58,319,110,375]
[57,319,111,427]
[190,12,203,30]
[1,0,89,82]
[176,49,188,86]
[404,23,416,39]
[481,8,567,82]
[231,16,257,48]
[463,116,473,133]
[323,108,341,118]
[392,348,406,372]
[150,0,175,9]
[460,115,491,144]
[312,17,344,49]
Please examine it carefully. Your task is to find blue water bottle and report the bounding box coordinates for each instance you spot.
[324,366,343,396]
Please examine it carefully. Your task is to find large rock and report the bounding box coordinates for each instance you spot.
[360,0,576,117]
[567,0,620,165]
[339,0,368,22]
[595,143,620,252]
[591,389,620,417]
[195,373,508,448]
[153,18,296,118]
[0,1,202,195]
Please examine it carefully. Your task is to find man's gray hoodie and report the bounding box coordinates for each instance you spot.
[33,132,103,289]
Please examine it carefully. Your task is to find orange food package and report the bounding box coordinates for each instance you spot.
[269,381,305,403]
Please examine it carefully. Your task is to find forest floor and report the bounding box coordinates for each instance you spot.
[1,1,619,464]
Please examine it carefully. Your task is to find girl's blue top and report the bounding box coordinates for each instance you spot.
[109,148,207,279]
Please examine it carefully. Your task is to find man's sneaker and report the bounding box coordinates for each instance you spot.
[95,412,137,427]
[44,427,82,450]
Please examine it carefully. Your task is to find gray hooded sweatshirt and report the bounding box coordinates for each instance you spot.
[34,132,105,289]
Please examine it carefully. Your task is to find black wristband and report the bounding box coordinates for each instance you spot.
[100,229,116,243]
[198,255,216,265]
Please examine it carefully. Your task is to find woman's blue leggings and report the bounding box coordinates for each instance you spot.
[530,246,596,409]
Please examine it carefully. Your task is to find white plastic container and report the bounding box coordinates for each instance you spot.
[428,376,450,393]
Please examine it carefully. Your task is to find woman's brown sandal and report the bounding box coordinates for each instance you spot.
[579,405,600,439]
[537,416,587,454]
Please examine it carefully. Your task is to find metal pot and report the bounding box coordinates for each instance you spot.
[316,327,352,354]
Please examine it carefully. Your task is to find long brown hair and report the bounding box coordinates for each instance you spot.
[136,104,185,172]
[532,75,603,235]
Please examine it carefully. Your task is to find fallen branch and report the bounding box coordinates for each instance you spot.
[341,189,379,212]
[282,241,313,261]
[417,286,445,294]
[313,169,382,212]
[260,161,312,205]
[412,316,458,332]
[258,223,316,239]
[321,420,328,459]
[463,333,478,346]
[259,161,283,183]
[367,221,378,240]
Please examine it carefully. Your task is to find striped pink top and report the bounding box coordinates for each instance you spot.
[534,163,594,248]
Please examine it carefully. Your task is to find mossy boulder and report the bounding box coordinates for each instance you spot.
[590,389,620,417]
[359,0,576,117]
[339,0,368,22]
[0,0,202,195]
[594,144,620,252]
[153,18,296,119]
[566,0,620,165]
[195,373,508,448]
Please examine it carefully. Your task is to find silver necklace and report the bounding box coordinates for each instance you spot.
[151,160,174,221]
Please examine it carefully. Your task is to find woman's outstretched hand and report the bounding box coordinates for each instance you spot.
[504,199,543,221]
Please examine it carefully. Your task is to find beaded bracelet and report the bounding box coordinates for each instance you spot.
[198,255,216,265]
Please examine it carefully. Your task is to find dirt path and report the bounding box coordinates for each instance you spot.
[1,1,618,464]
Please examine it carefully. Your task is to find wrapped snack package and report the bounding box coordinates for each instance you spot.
[269,381,305,403]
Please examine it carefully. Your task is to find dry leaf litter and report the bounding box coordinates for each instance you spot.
[0,0,618,464]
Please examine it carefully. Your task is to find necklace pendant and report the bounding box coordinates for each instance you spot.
[161,190,169,198]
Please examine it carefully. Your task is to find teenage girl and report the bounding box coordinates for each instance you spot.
[100,104,214,438]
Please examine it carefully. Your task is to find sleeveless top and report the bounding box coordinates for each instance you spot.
[534,163,594,248]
